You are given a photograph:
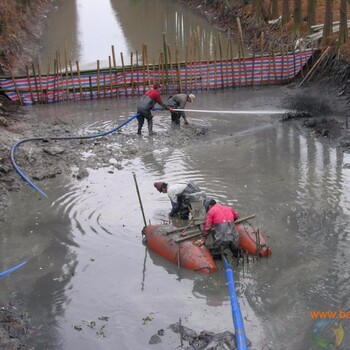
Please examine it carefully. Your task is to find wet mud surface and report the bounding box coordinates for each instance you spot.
[1,78,350,348]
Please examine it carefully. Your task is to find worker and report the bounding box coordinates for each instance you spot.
[136,83,172,135]
[166,93,195,125]
[195,198,241,258]
[154,180,201,220]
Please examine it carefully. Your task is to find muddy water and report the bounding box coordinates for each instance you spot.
[38,0,230,70]
[1,86,350,349]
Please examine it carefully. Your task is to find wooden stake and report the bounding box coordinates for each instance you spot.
[25,65,35,104]
[69,59,76,102]
[111,45,116,67]
[108,56,113,97]
[8,66,23,105]
[76,60,83,100]
[97,60,100,98]
[120,52,128,97]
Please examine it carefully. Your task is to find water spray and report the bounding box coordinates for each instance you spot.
[172,108,289,115]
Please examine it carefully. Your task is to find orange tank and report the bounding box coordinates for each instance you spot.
[236,222,272,257]
[143,224,218,274]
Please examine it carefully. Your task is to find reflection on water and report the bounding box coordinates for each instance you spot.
[3,90,350,347]
[38,0,229,70]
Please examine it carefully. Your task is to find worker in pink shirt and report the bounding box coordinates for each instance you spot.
[196,198,241,258]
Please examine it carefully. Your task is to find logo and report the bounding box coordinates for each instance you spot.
[312,319,344,349]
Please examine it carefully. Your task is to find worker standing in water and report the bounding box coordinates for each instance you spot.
[167,93,195,125]
[136,83,172,136]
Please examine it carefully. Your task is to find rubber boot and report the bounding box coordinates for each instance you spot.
[148,119,156,135]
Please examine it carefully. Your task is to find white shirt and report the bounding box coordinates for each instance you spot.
[167,183,188,204]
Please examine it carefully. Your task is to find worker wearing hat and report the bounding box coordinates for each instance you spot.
[166,93,195,125]
[136,83,171,135]
[154,180,201,220]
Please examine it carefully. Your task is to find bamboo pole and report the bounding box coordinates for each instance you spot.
[136,50,140,95]
[218,32,224,89]
[236,17,248,86]
[299,46,331,86]
[193,32,198,92]
[260,33,264,85]
[25,65,35,104]
[175,38,182,93]
[213,37,217,89]
[69,59,76,102]
[206,38,210,92]
[76,60,83,100]
[53,59,57,102]
[111,45,116,67]
[142,44,146,93]
[31,63,40,103]
[89,76,93,99]
[268,43,272,84]
[64,40,70,102]
[45,56,51,103]
[167,45,176,93]
[130,52,134,96]
[286,44,291,84]
[185,43,189,92]
[37,63,44,104]
[251,36,256,86]
[97,59,101,98]
[189,33,193,92]
[226,32,230,89]
[197,28,203,92]
[280,45,284,83]
[120,52,128,97]
[145,45,150,87]
[238,43,242,88]
[162,33,169,94]
[230,37,235,89]
[108,56,113,97]
[56,49,63,101]
[8,66,23,105]
[272,46,277,84]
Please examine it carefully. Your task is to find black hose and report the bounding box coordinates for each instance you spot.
[10,112,140,198]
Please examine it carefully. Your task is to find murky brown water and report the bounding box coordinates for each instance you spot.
[2,1,350,349]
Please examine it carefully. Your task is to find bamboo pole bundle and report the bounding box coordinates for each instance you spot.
[76,60,83,100]
[97,59,101,98]
[69,59,76,102]
[175,38,182,93]
[56,49,63,101]
[25,65,35,104]
[120,52,128,97]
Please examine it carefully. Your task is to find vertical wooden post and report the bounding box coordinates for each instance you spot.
[37,63,44,104]
[45,56,51,103]
[31,63,40,103]
[213,37,217,90]
[8,66,23,105]
[167,45,175,93]
[251,36,256,86]
[175,38,182,93]
[136,50,140,95]
[260,33,264,85]
[230,37,235,89]
[162,33,169,94]
[218,33,224,90]
[111,45,116,67]
[130,51,134,96]
[120,52,128,97]
[25,65,35,104]
[97,60,100,98]
[64,40,70,102]
[108,56,113,97]
[206,37,210,92]
[142,44,146,93]
[197,28,203,92]
[185,43,188,92]
[76,60,83,100]
[69,59,76,102]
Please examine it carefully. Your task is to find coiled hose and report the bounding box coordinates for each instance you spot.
[10,112,140,198]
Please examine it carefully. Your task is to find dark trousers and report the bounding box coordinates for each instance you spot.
[137,111,153,134]
[171,112,181,124]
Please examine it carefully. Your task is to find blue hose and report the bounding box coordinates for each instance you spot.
[10,112,140,198]
[223,256,248,350]
[0,261,27,279]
